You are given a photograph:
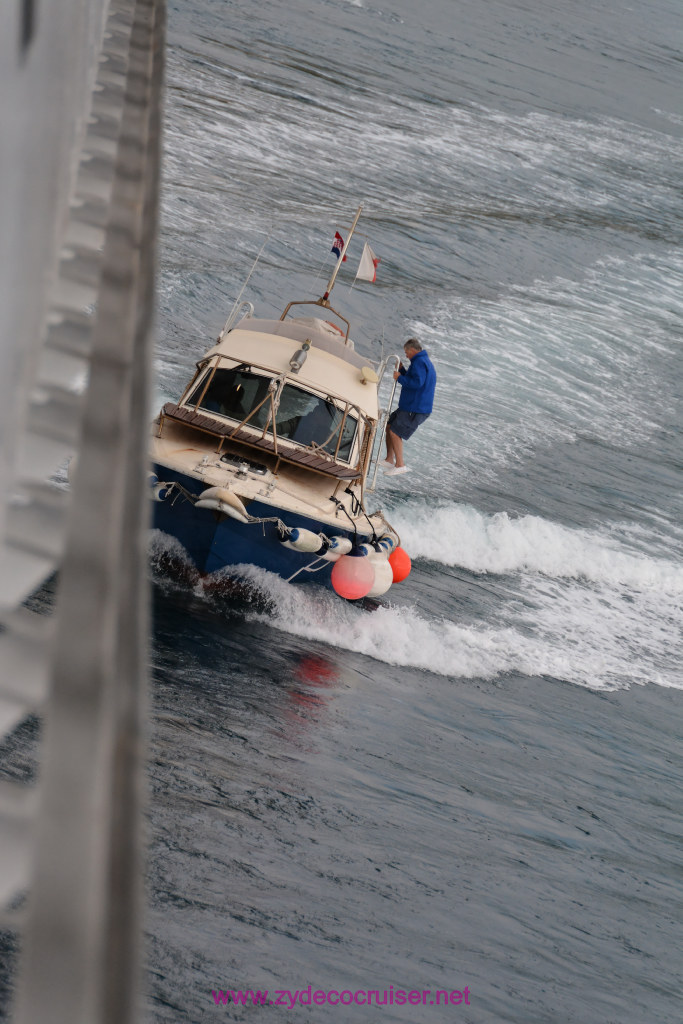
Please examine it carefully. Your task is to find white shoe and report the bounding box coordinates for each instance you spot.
[379,459,395,469]
[386,465,410,477]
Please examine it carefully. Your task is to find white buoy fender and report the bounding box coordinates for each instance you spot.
[196,486,250,523]
[377,532,399,555]
[195,499,250,523]
[218,502,249,523]
[320,535,353,561]
[366,551,393,598]
[281,527,324,553]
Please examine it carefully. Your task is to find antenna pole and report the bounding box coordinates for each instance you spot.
[320,203,363,305]
[221,230,272,335]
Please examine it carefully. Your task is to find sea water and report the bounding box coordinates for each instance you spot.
[147,1,683,1021]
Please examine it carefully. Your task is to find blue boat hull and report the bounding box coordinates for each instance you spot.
[151,464,361,587]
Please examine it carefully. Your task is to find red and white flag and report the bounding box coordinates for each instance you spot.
[355,242,380,282]
[331,231,347,261]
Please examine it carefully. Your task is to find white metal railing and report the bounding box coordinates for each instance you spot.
[0,1,165,1022]
[366,353,402,491]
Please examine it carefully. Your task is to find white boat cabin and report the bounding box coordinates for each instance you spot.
[156,312,380,485]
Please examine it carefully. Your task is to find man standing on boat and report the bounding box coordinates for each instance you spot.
[382,338,436,476]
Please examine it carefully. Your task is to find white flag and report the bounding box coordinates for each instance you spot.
[356,242,380,283]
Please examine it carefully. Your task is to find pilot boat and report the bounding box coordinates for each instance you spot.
[150,208,410,600]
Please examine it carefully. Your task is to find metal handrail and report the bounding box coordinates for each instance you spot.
[279,298,351,344]
[366,353,402,491]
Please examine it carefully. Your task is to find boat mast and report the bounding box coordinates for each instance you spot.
[320,203,363,306]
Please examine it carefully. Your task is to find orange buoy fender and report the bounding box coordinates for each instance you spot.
[331,550,375,600]
[388,546,411,582]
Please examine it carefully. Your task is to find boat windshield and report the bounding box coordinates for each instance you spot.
[188,366,270,424]
[186,366,358,461]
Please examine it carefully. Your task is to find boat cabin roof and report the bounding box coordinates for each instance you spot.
[202,316,379,419]
[219,316,370,369]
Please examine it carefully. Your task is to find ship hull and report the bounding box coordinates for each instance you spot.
[151,463,366,586]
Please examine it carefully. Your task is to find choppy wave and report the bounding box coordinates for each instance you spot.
[163,53,683,238]
[407,250,683,492]
[389,500,683,591]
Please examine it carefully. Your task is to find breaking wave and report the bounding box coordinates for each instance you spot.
[225,563,682,694]
[388,501,683,592]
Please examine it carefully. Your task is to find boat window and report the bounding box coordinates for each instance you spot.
[185,366,357,462]
[186,366,271,428]
[275,383,357,461]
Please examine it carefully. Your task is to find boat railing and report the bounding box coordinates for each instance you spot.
[366,353,402,491]
[280,298,351,344]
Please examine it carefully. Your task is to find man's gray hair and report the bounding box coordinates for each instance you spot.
[404,337,422,351]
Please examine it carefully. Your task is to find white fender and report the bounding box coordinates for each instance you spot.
[366,551,393,598]
[218,502,249,523]
[320,535,353,561]
[194,499,250,524]
[377,532,399,555]
[196,486,249,522]
[281,527,324,553]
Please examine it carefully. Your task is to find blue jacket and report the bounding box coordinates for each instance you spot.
[397,349,436,415]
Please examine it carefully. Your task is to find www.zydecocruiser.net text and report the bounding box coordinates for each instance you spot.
[211,986,472,1008]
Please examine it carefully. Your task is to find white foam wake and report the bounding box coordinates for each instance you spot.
[388,501,683,593]
[231,564,682,693]
[148,530,683,692]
